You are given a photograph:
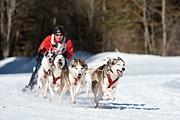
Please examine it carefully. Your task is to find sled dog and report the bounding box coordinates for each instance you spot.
[35,51,55,97]
[53,43,66,54]
[85,57,111,98]
[44,54,66,99]
[91,57,125,108]
[59,58,88,106]
[43,43,66,99]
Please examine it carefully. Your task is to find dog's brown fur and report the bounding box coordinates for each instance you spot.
[59,66,70,106]
[91,57,125,108]
[59,58,88,106]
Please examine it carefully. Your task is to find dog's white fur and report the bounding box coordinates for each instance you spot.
[85,57,111,98]
[57,43,65,52]
[59,58,88,106]
[44,54,65,100]
[91,57,125,108]
[52,43,65,55]
[44,43,65,99]
[35,51,54,97]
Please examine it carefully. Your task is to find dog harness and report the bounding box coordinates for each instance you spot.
[69,73,79,85]
[96,65,114,73]
[72,75,78,85]
[107,74,119,88]
[96,68,119,88]
[44,69,48,78]
[52,73,61,84]
[96,64,106,74]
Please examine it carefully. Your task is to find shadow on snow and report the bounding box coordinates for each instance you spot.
[99,101,160,110]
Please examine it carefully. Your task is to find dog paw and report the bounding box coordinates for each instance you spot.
[95,105,100,109]
[72,101,76,104]
[111,97,115,101]
[95,106,100,109]
[103,95,109,100]
[86,95,89,99]
[44,96,47,99]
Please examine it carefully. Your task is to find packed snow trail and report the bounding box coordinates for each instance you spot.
[1,52,180,120]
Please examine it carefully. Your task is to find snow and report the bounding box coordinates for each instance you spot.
[0,51,180,120]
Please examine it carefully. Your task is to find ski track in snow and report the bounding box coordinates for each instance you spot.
[1,52,180,120]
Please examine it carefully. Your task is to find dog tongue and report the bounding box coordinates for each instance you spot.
[57,62,61,67]
[48,61,52,65]
[117,70,123,77]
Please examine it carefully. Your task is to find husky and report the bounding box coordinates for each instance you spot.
[44,54,66,99]
[35,51,55,97]
[91,57,125,108]
[59,58,88,106]
[85,57,111,98]
[54,43,66,54]
[44,43,66,99]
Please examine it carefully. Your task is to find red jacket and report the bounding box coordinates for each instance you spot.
[38,35,73,60]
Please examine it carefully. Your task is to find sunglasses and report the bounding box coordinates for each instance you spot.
[55,34,63,36]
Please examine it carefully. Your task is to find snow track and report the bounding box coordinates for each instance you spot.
[1,52,180,120]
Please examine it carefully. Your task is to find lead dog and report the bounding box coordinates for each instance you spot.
[59,58,88,106]
[44,54,66,99]
[43,43,66,99]
[91,57,125,108]
[35,51,55,97]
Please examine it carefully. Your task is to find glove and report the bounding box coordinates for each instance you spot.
[38,46,46,56]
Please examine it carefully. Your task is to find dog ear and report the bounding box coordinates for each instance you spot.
[107,57,111,64]
[111,59,116,65]
[70,60,75,68]
[44,51,48,57]
[49,49,53,53]
[74,59,78,62]
[118,57,125,64]
[53,53,57,57]
[82,62,88,70]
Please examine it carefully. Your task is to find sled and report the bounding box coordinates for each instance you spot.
[22,53,42,92]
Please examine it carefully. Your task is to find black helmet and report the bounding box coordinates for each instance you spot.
[54,25,64,35]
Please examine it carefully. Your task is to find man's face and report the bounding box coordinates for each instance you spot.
[55,33,63,42]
